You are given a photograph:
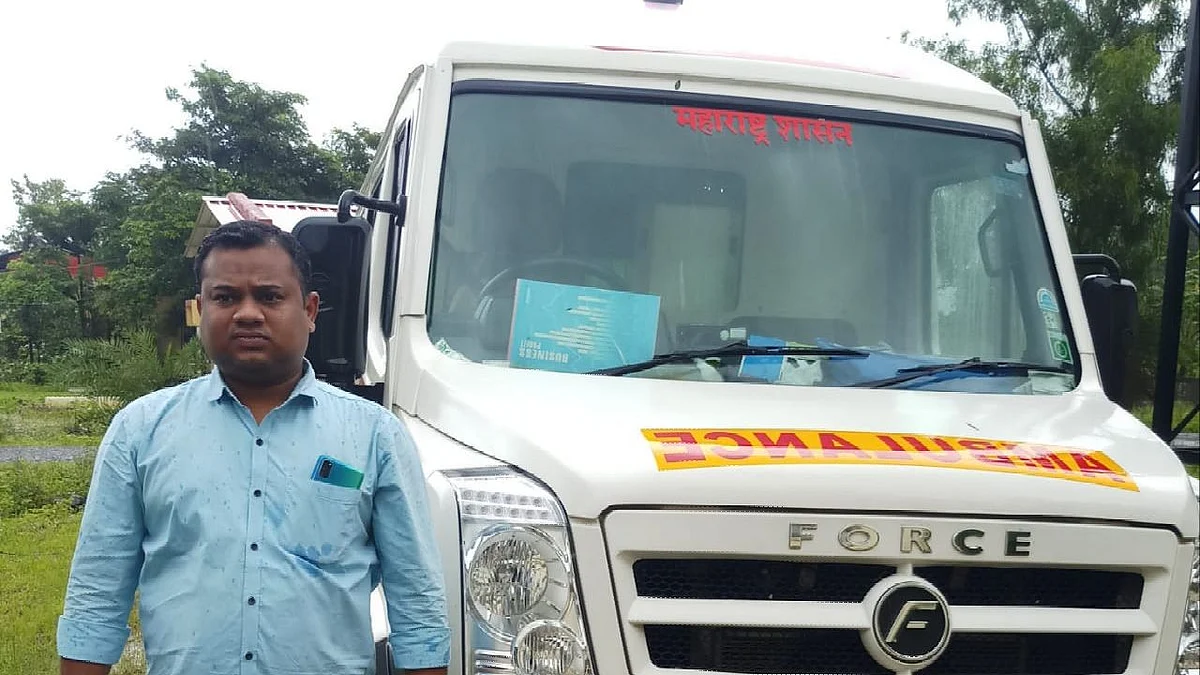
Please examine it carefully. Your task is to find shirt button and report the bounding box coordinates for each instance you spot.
[255,439,264,446]
[247,597,256,605]
[245,652,253,660]
[250,543,259,551]
[253,489,262,497]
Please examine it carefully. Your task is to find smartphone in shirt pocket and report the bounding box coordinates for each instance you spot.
[278,455,367,563]
[311,455,364,490]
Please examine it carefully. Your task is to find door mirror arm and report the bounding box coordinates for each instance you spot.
[338,189,407,223]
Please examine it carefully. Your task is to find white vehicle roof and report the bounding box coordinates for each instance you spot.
[396,0,1017,114]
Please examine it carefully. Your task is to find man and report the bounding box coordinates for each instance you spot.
[57,220,450,675]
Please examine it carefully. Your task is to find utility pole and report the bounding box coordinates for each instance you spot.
[1152,0,1200,448]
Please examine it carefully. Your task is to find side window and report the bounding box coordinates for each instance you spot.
[381,121,411,338]
[929,177,1025,359]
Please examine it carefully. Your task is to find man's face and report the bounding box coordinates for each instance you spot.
[197,243,318,386]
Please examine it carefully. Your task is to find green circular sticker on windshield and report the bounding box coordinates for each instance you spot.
[1037,287,1072,364]
[1049,332,1072,363]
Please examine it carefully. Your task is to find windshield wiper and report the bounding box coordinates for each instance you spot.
[588,343,868,377]
[850,357,1073,389]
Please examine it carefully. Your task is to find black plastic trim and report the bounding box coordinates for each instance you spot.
[382,121,411,339]
[449,79,1025,143]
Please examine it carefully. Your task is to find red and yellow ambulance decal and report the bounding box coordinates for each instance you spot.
[642,428,1137,491]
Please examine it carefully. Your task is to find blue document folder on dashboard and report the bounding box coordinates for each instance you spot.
[738,334,788,381]
[508,279,661,374]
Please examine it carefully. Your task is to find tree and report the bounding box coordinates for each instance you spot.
[3,178,110,339]
[907,0,1190,398]
[323,124,384,190]
[92,167,211,334]
[3,65,382,347]
[0,250,80,361]
[92,66,383,340]
[129,65,370,202]
[5,177,104,256]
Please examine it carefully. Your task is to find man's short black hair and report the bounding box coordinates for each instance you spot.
[193,220,313,295]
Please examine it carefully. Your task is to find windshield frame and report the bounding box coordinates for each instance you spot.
[424,78,1085,390]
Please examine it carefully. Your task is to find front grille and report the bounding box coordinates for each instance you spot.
[603,510,1179,675]
[645,626,1133,675]
[915,565,1144,609]
[634,559,1143,609]
[631,559,1143,674]
[634,559,893,602]
[924,633,1134,674]
[645,626,888,674]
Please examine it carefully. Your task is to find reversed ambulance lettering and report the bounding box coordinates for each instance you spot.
[641,428,1137,491]
[672,107,854,147]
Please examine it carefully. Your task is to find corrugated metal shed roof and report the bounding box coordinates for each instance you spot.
[184,193,337,257]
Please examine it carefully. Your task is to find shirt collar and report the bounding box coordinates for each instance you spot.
[204,359,320,405]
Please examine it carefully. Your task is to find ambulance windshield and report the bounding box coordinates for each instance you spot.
[425,87,1078,393]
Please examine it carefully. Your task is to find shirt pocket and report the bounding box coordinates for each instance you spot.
[279,474,366,565]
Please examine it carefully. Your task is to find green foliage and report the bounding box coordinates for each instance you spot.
[67,400,120,437]
[0,359,49,385]
[0,382,61,409]
[2,178,109,343]
[907,0,1193,400]
[130,65,370,203]
[0,501,149,675]
[1133,399,1200,433]
[1138,247,1200,391]
[93,168,211,329]
[0,400,99,513]
[323,124,385,190]
[53,330,210,405]
[0,250,80,361]
[0,455,94,519]
[0,505,83,674]
[2,64,379,347]
[4,177,104,256]
[0,383,107,447]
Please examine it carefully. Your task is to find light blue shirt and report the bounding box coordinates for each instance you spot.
[57,363,451,674]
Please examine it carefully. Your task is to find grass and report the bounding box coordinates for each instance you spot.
[1130,401,1200,478]
[0,503,145,675]
[1132,400,1200,434]
[0,383,105,447]
[0,455,94,519]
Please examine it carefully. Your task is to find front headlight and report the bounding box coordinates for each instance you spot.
[1181,479,1199,675]
[446,468,595,675]
[1180,543,1198,675]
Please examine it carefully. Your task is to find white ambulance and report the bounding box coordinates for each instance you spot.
[290,1,1200,673]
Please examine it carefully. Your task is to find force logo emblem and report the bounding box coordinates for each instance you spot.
[863,578,952,669]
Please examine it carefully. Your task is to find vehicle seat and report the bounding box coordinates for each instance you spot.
[466,168,566,353]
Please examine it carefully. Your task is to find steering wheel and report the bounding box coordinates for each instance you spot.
[477,257,631,299]
[474,257,676,353]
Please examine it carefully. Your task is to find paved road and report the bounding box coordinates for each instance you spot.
[1174,433,1200,463]
[1175,432,1200,446]
[0,446,93,463]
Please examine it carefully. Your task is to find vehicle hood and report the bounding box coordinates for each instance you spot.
[413,359,1199,535]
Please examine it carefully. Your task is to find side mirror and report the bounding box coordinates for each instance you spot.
[1075,254,1137,406]
[293,215,373,389]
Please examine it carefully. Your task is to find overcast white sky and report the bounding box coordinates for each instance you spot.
[0,0,1005,240]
